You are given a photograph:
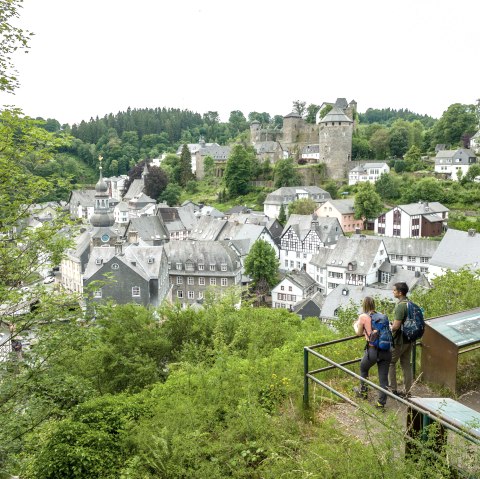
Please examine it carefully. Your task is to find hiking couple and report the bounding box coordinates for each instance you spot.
[353,282,413,409]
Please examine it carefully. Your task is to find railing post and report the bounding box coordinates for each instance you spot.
[411,341,417,378]
[303,347,309,408]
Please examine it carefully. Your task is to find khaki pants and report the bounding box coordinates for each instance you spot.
[388,341,413,393]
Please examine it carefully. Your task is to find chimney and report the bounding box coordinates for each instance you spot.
[128,230,138,244]
[468,229,476,237]
[115,241,123,255]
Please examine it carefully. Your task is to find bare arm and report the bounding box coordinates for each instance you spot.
[391,319,402,332]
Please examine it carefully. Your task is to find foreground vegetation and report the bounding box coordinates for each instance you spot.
[1,268,479,478]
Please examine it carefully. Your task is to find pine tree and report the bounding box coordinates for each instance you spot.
[179,144,194,186]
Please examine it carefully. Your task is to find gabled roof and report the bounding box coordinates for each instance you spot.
[362,235,439,257]
[276,269,316,291]
[127,216,169,242]
[282,214,342,244]
[254,141,282,154]
[302,144,319,154]
[69,189,96,207]
[190,216,227,240]
[164,240,241,271]
[83,244,166,282]
[429,228,480,271]
[292,290,324,317]
[265,186,331,205]
[323,236,385,274]
[398,201,449,216]
[198,145,232,160]
[123,179,144,201]
[321,199,355,215]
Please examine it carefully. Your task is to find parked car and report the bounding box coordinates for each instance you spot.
[43,276,55,284]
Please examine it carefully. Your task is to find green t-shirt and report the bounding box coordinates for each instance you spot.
[393,299,408,346]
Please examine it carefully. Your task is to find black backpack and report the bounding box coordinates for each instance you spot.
[402,301,425,342]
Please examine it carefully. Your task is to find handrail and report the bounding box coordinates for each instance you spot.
[303,338,480,446]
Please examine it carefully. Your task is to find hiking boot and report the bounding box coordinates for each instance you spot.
[375,402,385,411]
[394,390,412,399]
[353,387,368,399]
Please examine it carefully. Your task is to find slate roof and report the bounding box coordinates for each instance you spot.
[399,202,449,216]
[164,241,241,272]
[69,189,96,207]
[123,179,145,201]
[319,106,352,123]
[364,235,439,258]
[429,229,480,271]
[282,269,317,290]
[313,236,385,273]
[83,244,166,282]
[284,112,302,119]
[265,186,331,205]
[198,145,232,160]
[292,290,324,317]
[322,199,355,215]
[434,149,477,165]
[320,285,394,319]
[190,216,227,240]
[127,216,169,243]
[282,214,342,244]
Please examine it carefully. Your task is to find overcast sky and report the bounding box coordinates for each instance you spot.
[2,0,478,126]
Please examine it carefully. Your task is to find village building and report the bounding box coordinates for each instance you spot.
[375,201,449,238]
[271,269,318,310]
[315,199,363,233]
[348,162,390,185]
[434,148,477,180]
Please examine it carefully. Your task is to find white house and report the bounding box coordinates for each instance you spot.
[301,144,320,162]
[279,214,342,272]
[264,186,331,219]
[348,162,390,185]
[307,235,389,295]
[434,149,477,181]
[315,199,363,233]
[271,270,318,310]
[375,201,448,238]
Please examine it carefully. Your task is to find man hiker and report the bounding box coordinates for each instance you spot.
[388,282,412,397]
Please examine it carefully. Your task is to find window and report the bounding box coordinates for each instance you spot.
[198,291,204,300]
[177,290,184,298]
[420,267,428,273]
[221,263,227,271]
[93,289,102,298]
[408,256,416,262]
[176,277,183,285]
[284,260,288,267]
[209,264,216,271]
[187,277,194,285]
[420,257,429,263]
[221,278,228,287]
[111,263,119,270]
[176,262,182,270]
[132,286,141,297]
[289,286,292,292]
[290,261,294,267]
[187,291,194,299]
[199,277,205,285]
[198,264,204,271]
[281,285,284,291]
[185,263,194,271]
[210,278,216,286]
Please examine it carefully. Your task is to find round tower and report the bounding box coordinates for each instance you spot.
[318,107,353,180]
[250,120,261,144]
[282,111,303,147]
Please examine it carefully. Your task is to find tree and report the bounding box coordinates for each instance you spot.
[244,239,279,295]
[228,110,248,136]
[389,124,410,158]
[224,144,253,197]
[0,0,33,92]
[179,144,194,186]
[288,198,317,216]
[375,172,401,200]
[159,183,181,206]
[354,181,384,227]
[369,128,390,160]
[144,165,168,200]
[403,145,423,171]
[274,158,300,188]
[432,103,477,148]
[292,100,306,116]
[305,104,320,124]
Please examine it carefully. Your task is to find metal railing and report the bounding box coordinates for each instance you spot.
[303,335,480,446]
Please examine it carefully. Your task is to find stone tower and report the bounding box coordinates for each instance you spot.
[282,111,303,147]
[318,106,353,180]
[250,120,261,145]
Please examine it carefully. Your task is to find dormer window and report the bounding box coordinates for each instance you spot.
[198,263,204,271]
[147,257,154,264]
[221,263,227,271]
[209,264,216,271]
[176,262,182,270]
[95,258,103,265]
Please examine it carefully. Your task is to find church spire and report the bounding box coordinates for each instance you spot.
[90,155,114,227]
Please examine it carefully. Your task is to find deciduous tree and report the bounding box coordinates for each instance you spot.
[224,144,254,196]
[354,181,384,227]
[244,239,279,295]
